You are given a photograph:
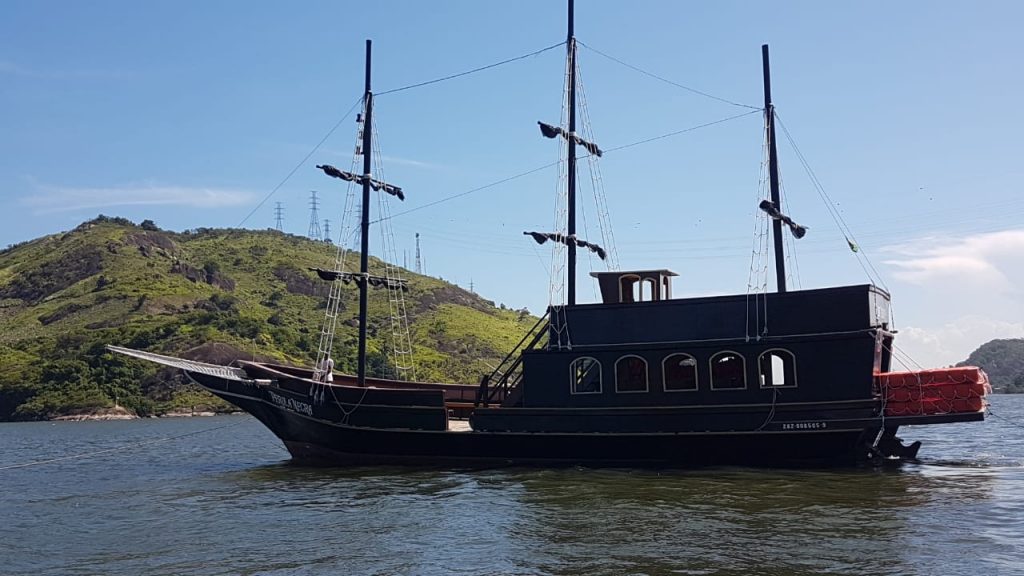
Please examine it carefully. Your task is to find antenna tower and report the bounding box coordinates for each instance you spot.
[274,202,284,231]
[415,232,422,274]
[308,191,322,240]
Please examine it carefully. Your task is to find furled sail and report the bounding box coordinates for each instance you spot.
[523,231,607,260]
[316,164,405,201]
[309,268,408,291]
[537,121,602,157]
[758,200,807,239]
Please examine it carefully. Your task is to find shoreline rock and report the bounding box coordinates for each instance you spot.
[52,406,138,421]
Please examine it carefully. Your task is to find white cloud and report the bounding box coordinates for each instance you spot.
[884,229,1024,293]
[380,155,445,171]
[881,229,1024,368]
[896,315,1024,369]
[21,182,255,214]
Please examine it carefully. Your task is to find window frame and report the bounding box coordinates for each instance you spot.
[615,354,649,393]
[662,353,699,392]
[758,348,798,389]
[569,356,603,395]
[618,274,641,303]
[709,350,747,391]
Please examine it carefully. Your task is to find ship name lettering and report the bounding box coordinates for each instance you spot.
[267,390,313,416]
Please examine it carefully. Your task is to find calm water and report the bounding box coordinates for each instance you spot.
[2,398,1024,576]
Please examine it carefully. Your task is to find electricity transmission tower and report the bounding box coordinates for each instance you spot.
[274,202,284,231]
[415,232,422,274]
[308,191,322,240]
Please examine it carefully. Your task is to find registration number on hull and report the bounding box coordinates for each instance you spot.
[781,421,827,430]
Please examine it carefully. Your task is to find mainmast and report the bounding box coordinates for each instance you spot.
[566,0,578,306]
[532,0,606,307]
[762,44,786,293]
[358,39,373,386]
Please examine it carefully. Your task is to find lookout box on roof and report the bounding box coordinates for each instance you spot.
[590,269,678,304]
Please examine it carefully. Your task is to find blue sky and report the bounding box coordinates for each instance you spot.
[2,1,1022,368]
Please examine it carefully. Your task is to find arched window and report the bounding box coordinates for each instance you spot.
[615,355,648,393]
[642,278,657,301]
[619,274,641,303]
[570,357,602,394]
[710,351,746,390]
[758,349,797,388]
[663,353,698,392]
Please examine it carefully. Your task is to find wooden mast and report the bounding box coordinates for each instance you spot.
[358,39,373,387]
[566,0,578,306]
[762,44,786,293]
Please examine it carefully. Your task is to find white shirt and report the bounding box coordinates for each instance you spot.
[323,357,334,383]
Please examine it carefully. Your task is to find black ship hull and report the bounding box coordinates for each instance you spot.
[187,369,981,468]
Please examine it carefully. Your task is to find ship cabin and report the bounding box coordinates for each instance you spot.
[507,268,894,418]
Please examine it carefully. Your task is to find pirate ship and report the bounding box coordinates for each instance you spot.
[110,1,988,466]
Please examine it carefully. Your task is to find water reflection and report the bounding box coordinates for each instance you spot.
[199,461,1005,576]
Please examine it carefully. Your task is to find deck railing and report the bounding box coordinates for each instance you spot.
[476,310,549,407]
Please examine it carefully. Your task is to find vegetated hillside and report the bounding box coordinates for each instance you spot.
[958,338,1024,393]
[0,216,536,420]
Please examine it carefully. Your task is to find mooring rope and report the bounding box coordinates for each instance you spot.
[0,419,246,471]
[987,407,1024,430]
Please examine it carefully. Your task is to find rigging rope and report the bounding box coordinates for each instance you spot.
[602,109,763,154]
[377,41,566,96]
[370,115,417,380]
[373,110,761,224]
[746,118,770,341]
[577,41,762,110]
[236,96,363,229]
[0,419,247,471]
[575,49,620,271]
[313,100,365,389]
[774,112,889,292]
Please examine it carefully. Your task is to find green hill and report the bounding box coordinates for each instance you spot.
[958,338,1024,393]
[0,216,536,420]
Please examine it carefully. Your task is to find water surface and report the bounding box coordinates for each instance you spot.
[2,397,1023,575]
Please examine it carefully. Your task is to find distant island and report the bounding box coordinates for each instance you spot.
[0,216,536,421]
[958,338,1024,394]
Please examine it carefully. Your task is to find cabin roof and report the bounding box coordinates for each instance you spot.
[589,269,678,278]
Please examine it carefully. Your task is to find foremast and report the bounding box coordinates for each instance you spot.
[566,0,578,306]
[315,39,413,388]
[357,40,373,387]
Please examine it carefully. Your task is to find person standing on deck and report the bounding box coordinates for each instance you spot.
[318,356,335,383]
[324,356,334,383]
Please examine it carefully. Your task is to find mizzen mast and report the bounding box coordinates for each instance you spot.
[762,44,786,293]
[534,0,605,306]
